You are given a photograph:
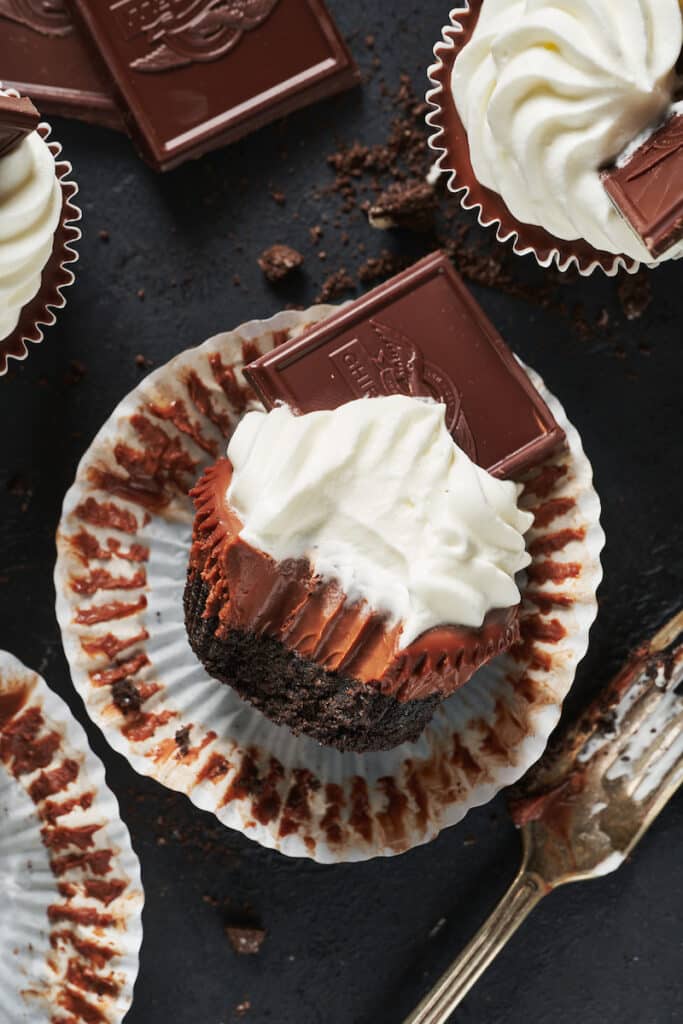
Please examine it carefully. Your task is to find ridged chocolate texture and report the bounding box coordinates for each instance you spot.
[603,113,683,259]
[184,458,522,750]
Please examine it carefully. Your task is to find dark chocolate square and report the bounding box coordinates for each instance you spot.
[603,112,683,259]
[67,0,360,171]
[244,252,566,480]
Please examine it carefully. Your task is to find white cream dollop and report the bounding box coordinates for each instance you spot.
[452,0,683,262]
[227,395,533,648]
[0,118,62,341]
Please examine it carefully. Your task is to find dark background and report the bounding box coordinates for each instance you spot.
[2,3,682,1022]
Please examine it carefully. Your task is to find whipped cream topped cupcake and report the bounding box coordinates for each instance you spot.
[429,0,683,271]
[185,395,533,752]
[0,88,80,374]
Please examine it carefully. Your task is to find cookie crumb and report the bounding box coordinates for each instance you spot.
[225,927,266,956]
[368,180,437,232]
[258,244,304,283]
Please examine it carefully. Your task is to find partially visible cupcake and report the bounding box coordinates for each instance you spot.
[0,87,80,375]
[427,0,683,274]
[184,395,533,753]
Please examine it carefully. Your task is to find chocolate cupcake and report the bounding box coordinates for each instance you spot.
[0,87,80,375]
[427,0,683,273]
[185,395,533,753]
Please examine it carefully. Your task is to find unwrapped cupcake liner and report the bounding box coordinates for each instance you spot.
[0,86,81,376]
[0,651,143,1023]
[426,3,641,278]
[55,305,604,863]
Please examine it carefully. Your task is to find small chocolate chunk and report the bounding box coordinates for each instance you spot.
[244,251,564,480]
[225,926,266,956]
[111,679,142,715]
[368,179,437,232]
[175,725,191,756]
[258,244,304,283]
[603,111,683,259]
[0,94,40,158]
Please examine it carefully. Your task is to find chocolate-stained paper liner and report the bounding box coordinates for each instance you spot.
[426,3,641,277]
[0,652,143,1023]
[55,306,604,863]
[0,86,81,376]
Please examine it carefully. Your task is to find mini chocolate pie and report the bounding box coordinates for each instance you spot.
[184,456,522,753]
[184,256,560,752]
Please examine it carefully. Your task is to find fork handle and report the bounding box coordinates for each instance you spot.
[403,869,547,1024]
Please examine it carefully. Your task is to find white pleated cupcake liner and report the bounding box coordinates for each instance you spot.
[54,304,604,863]
[425,4,643,277]
[0,85,82,376]
[0,651,143,1023]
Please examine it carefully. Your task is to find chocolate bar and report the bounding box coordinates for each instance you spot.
[244,252,565,480]
[603,109,683,260]
[0,1,122,131]
[67,0,360,171]
[0,93,40,157]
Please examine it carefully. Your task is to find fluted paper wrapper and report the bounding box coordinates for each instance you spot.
[0,86,81,376]
[426,3,641,277]
[55,305,604,863]
[0,652,143,1023]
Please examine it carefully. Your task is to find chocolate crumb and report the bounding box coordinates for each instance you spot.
[137,288,145,301]
[270,190,286,206]
[309,225,323,245]
[358,250,406,284]
[233,274,242,287]
[235,1001,251,1016]
[258,244,304,283]
[175,725,191,756]
[315,268,356,303]
[135,354,153,369]
[98,229,110,242]
[111,679,142,715]
[617,271,653,321]
[64,359,87,386]
[365,34,375,49]
[368,179,437,232]
[225,927,266,956]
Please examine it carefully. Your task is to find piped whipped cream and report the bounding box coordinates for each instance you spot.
[0,103,62,341]
[226,395,533,648]
[452,0,683,262]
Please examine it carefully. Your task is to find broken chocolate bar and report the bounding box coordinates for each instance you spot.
[0,93,40,158]
[244,251,565,480]
[0,2,122,130]
[67,0,360,171]
[603,109,683,260]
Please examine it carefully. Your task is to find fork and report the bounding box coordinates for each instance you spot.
[404,608,683,1024]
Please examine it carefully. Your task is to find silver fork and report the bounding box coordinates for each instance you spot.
[405,609,683,1024]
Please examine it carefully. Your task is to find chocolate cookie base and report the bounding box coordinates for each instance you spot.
[184,571,440,753]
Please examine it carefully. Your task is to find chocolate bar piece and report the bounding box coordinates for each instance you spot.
[0,1,122,131]
[244,252,565,480]
[603,110,683,260]
[0,93,40,157]
[67,0,360,172]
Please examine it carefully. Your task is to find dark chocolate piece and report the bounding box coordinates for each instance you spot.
[0,93,39,157]
[67,0,360,172]
[0,2,122,130]
[244,252,565,480]
[603,111,683,259]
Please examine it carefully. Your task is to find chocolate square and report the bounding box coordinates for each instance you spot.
[66,0,360,171]
[0,93,40,158]
[603,111,683,259]
[0,2,121,131]
[244,252,565,479]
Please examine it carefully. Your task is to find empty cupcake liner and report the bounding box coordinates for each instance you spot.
[55,305,604,863]
[0,651,143,1023]
[0,85,81,376]
[425,3,640,277]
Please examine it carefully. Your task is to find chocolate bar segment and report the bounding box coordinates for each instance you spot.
[0,2,122,130]
[244,252,565,480]
[67,0,360,171]
[0,93,40,158]
[603,110,683,260]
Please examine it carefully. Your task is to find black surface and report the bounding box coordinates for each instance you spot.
[1,4,682,1023]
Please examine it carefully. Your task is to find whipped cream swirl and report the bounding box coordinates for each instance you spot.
[452,0,683,262]
[0,114,62,341]
[227,396,533,647]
